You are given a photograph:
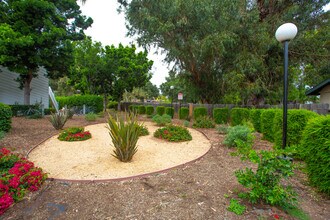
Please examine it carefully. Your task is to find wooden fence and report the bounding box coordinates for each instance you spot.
[120,102,329,116]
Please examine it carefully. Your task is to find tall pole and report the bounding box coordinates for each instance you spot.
[282,41,289,149]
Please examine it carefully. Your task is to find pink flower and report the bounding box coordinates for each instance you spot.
[0,148,11,156]
[0,193,14,215]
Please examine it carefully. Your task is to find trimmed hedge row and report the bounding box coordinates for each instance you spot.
[250,109,263,132]
[57,95,103,113]
[230,108,249,126]
[193,107,207,119]
[260,109,280,142]
[165,107,174,118]
[0,103,12,132]
[213,108,229,124]
[156,106,165,116]
[179,107,189,120]
[146,105,154,116]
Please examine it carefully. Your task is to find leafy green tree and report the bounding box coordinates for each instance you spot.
[143,81,159,100]
[0,0,92,104]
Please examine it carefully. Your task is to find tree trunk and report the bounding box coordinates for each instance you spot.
[103,94,107,112]
[23,70,34,105]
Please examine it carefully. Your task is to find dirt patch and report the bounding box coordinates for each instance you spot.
[0,116,329,220]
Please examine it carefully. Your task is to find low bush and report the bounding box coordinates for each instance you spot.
[49,112,68,130]
[107,101,118,109]
[193,116,215,128]
[300,115,330,195]
[183,120,190,127]
[273,109,318,147]
[58,127,92,141]
[216,124,230,134]
[0,148,47,215]
[138,105,146,115]
[152,114,172,126]
[224,125,254,148]
[9,104,38,117]
[156,106,165,116]
[260,109,280,142]
[165,107,174,118]
[0,103,12,132]
[179,107,189,120]
[193,107,207,119]
[154,124,192,142]
[107,113,140,162]
[136,124,149,136]
[249,109,263,132]
[230,108,249,126]
[213,108,229,124]
[57,95,103,113]
[146,105,154,116]
[85,112,98,121]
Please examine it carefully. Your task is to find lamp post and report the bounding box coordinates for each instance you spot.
[275,23,298,149]
[170,86,174,118]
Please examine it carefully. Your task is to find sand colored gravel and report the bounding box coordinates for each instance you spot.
[28,121,211,180]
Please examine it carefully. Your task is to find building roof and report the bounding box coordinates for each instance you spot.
[306,78,330,96]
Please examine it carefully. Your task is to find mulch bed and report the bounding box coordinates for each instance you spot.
[0,116,329,219]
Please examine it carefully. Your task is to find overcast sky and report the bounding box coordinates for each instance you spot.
[79,0,169,88]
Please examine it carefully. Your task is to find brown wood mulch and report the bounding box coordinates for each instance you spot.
[0,116,329,220]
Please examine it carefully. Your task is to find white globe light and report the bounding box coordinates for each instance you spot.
[275,23,298,42]
[170,86,174,89]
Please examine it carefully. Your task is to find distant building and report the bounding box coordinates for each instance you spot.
[0,66,49,107]
[306,78,330,110]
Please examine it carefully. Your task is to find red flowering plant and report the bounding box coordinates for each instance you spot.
[153,125,192,142]
[58,127,92,141]
[0,148,47,215]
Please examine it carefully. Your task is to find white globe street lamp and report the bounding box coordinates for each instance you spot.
[170,86,174,118]
[275,23,298,149]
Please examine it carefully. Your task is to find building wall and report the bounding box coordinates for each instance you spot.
[320,84,330,109]
[0,66,49,107]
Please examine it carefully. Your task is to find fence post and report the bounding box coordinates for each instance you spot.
[83,105,86,115]
[189,103,193,118]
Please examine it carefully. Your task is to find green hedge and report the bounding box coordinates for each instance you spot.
[193,107,207,119]
[0,103,12,132]
[165,107,174,118]
[138,105,146,114]
[273,109,318,147]
[9,104,39,116]
[156,106,165,116]
[260,109,280,142]
[250,109,263,132]
[107,101,118,109]
[300,115,330,195]
[230,108,249,126]
[146,105,154,116]
[179,107,189,120]
[57,95,103,113]
[213,108,229,124]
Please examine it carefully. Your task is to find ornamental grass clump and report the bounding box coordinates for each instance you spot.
[154,124,192,142]
[58,127,92,141]
[107,113,141,162]
[0,148,47,215]
[49,112,68,130]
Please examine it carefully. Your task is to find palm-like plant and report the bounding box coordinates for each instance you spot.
[107,113,141,162]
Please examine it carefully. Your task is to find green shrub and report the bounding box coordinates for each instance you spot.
[146,105,154,116]
[273,109,318,148]
[0,131,5,140]
[260,109,280,142]
[300,115,330,195]
[57,95,103,113]
[183,120,190,127]
[154,124,192,142]
[193,116,215,128]
[136,124,149,136]
[235,150,296,209]
[152,114,172,126]
[156,106,165,116]
[179,107,189,120]
[230,108,249,126]
[85,112,98,121]
[216,124,230,134]
[138,105,146,114]
[58,127,91,141]
[44,108,56,115]
[9,104,38,117]
[49,112,68,130]
[165,107,174,118]
[213,108,229,124]
[107,113,141,162]
[193,107,207,119]
[249,109,263,132]
[224,125,254,148]
[107,101,118,109]
[227,199,246,215]
[0,103,12,132]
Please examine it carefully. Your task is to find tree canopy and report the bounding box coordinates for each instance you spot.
[119,0,330,104]
[0,0,92,104]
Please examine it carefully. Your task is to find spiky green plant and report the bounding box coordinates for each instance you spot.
[49,112,68,130]
[107,113,141,162]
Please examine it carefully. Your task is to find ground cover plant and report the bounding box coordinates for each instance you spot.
[0,148,47,215]
[85,112,98,121]
[58,127,92,142]
[152,114,172,126]
[107,113,141,162]
[192,116,215,128]
[154,124,192,142]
